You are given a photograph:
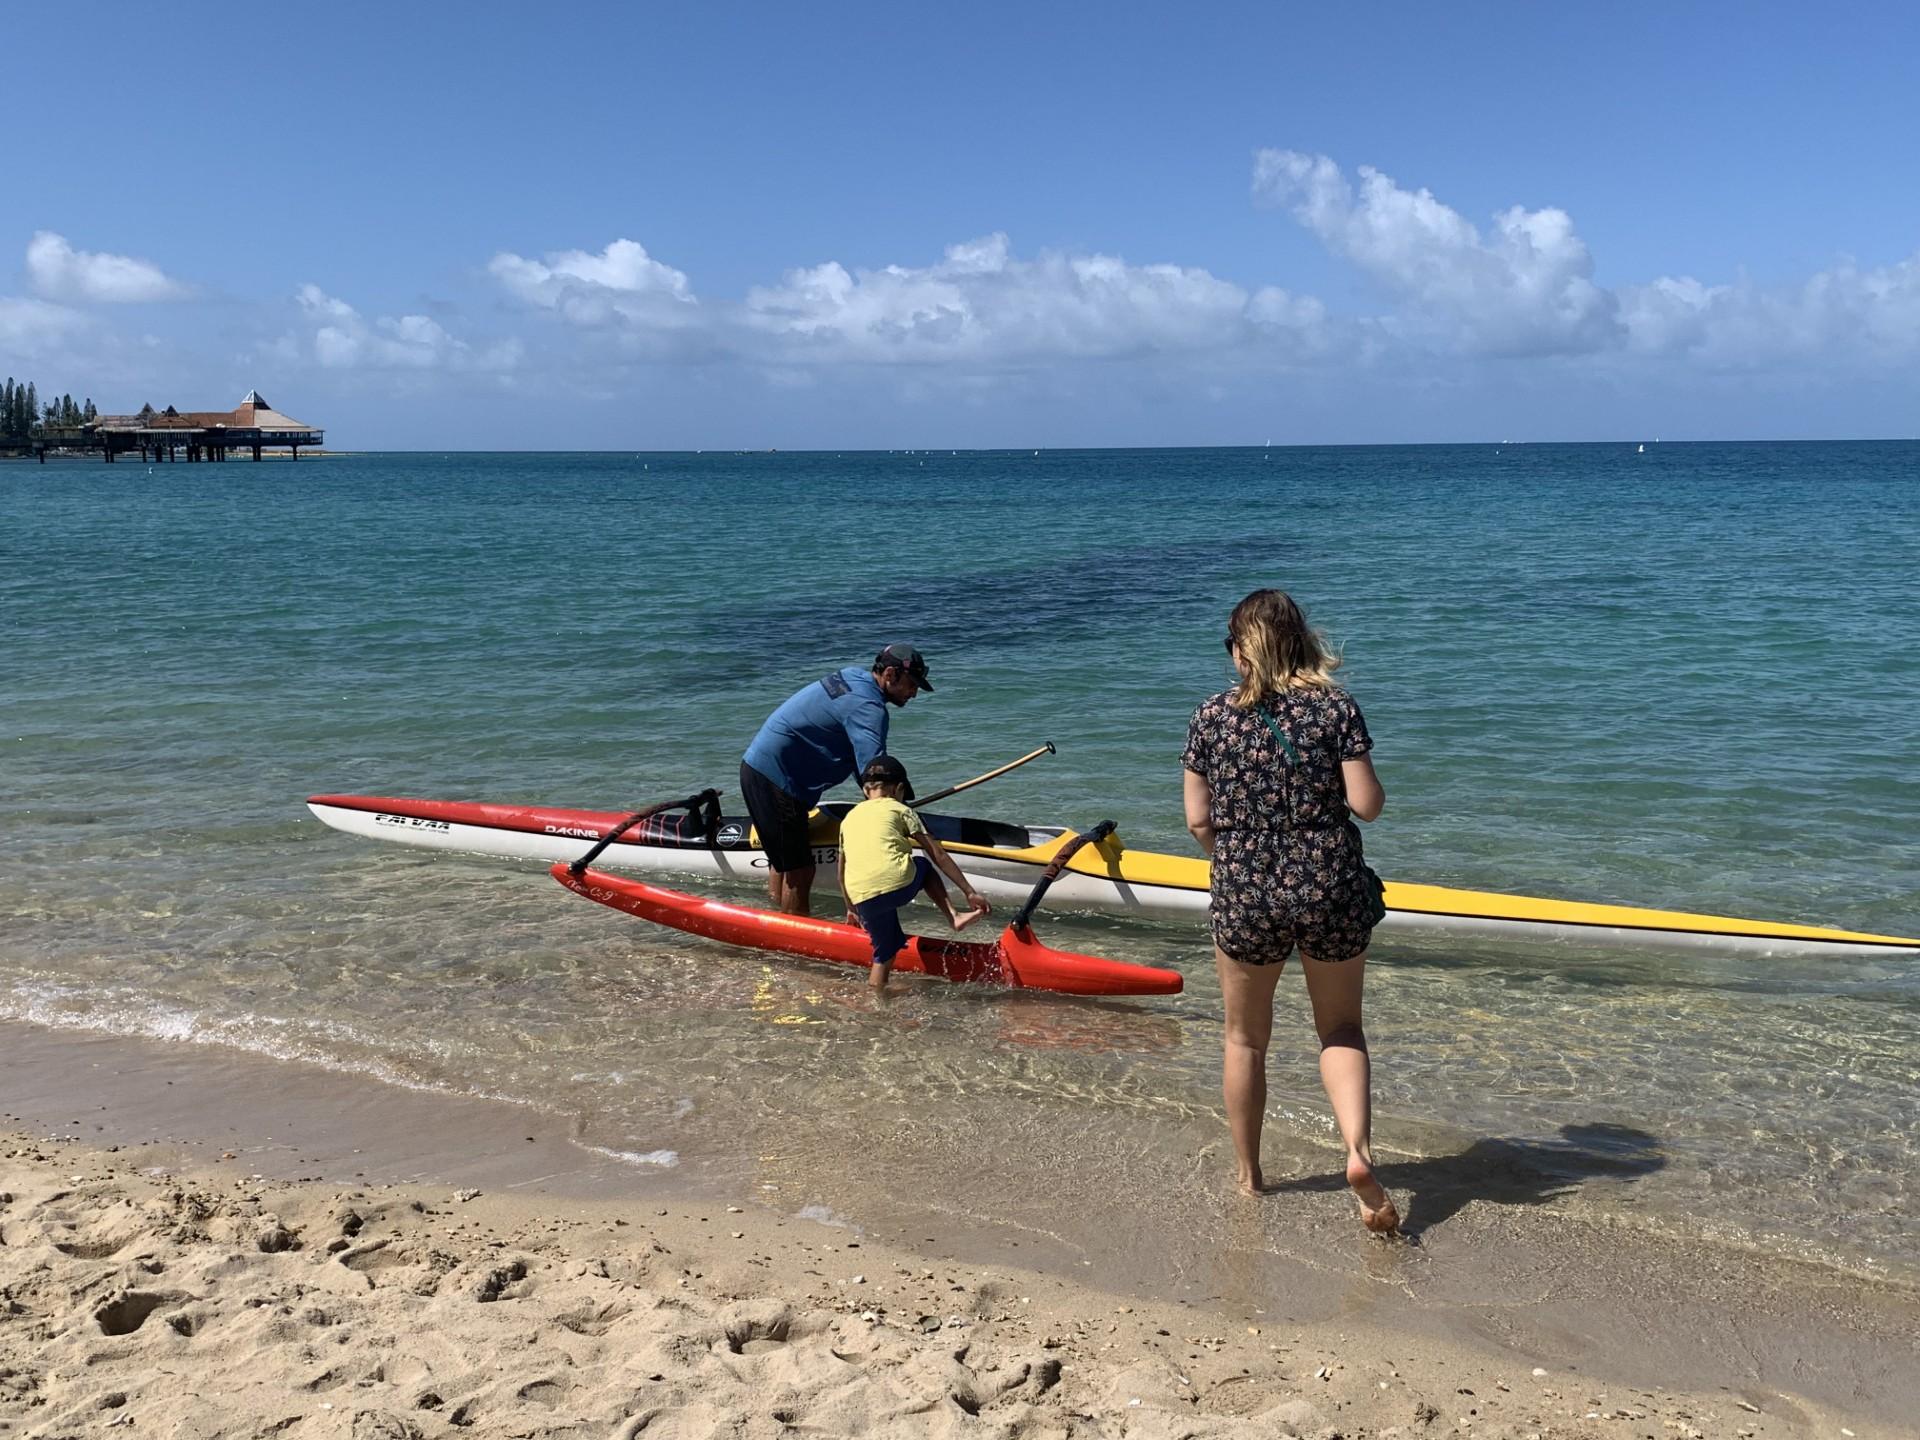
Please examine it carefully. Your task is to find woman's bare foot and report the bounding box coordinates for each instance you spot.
[1236,1164,1266,1196]
[952,905,991,932]
[1347,1152,1399,1234]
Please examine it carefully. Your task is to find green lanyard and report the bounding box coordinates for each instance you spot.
[1256,704,1301,765]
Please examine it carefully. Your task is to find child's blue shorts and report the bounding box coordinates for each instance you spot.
[852,855,933,965]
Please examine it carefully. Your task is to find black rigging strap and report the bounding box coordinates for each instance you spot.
[568,788,722,877]
[1008,819,1117,934]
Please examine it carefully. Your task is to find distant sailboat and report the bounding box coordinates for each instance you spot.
[1637,444,1645,453]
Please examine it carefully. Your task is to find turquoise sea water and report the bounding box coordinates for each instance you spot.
[3,445,1917,1281]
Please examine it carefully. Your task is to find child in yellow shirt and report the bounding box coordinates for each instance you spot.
[837,756,991,990]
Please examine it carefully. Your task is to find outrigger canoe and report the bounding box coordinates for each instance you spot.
[307,793,1920,958]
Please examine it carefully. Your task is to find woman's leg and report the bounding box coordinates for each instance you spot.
[1214,947,1285,1193]
[1299,949,1398,1232]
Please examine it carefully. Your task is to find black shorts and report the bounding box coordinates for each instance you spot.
[738,761,815,874]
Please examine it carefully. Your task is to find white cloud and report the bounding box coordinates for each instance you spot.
[742,233,1284,363]
[291,285,520,372]
[1252,151,1617,356]
[295,283,358,324]
[490,230,1330,368]
[1252,150,1920,372]
[22,156,1908,429]
[1247,285,1330,336]
[0,295,88,350]
[1616,255,1920,365]
[25,231,188,303]
[488,239,698,327]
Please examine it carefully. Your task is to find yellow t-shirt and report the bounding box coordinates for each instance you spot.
[840,796,926,905]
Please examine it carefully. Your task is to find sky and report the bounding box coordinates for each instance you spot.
[3,0,1917,448]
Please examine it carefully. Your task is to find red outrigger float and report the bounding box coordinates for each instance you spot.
[553,864,1183,997]
[552,808,1183,999]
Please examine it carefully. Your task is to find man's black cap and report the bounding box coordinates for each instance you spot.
[874,643,933,692]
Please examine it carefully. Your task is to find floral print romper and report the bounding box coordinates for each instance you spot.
[1182,685,1376,964]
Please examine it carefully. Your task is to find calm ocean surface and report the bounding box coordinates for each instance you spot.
[3,445,1916,1281]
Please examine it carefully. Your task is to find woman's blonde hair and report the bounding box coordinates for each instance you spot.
[1226,588,1340,708]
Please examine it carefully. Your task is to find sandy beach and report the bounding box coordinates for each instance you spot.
[2,1024,1913,1440]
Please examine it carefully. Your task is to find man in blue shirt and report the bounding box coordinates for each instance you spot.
[740,644,933,914]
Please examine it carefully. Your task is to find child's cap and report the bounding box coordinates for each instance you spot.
[860,755,914,801]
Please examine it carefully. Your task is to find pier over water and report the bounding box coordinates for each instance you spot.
[28,389,324,463]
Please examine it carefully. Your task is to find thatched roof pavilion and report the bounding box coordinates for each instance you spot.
[87,390,323,461]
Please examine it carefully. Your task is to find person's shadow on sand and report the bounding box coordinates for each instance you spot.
[1263,1122,1665,1240]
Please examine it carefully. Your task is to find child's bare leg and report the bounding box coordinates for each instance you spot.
[868,958,893,991]
[923,869,990,931]
[922,869,961,926]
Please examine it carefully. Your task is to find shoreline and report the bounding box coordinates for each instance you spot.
[2,1020,1914,1437]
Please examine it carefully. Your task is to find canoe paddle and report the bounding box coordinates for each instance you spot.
[909,742,1055,811]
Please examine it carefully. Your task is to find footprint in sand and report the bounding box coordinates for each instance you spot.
[720,1298,802,1354]
[556,1301,632,1336]
[54,1230,140,1260]
[517,1376,574,1407]
[93,1289,190,1336]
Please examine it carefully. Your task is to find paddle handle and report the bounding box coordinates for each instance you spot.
[910,742,1055,810]
[570,789,721,876]
[1008,819,1117,932]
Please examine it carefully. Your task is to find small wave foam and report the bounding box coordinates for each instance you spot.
[1,981,204,1044]
[0,981,548,1117]
[579,1144,679,1169]
[794,1203,858,1230]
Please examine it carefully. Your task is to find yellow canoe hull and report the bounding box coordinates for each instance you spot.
[941,831,1919,957]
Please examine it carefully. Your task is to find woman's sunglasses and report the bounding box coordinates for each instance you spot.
[1222,635,1236,654]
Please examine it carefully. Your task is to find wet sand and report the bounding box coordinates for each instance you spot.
[1,1020,1915,1438]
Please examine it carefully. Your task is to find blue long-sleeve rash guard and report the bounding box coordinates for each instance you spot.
[741,666,889,807]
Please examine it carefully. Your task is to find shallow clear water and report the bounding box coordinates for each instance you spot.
[3,445,1916,1278]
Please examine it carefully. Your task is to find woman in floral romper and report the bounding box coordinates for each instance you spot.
[1182,588,1398,1233]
